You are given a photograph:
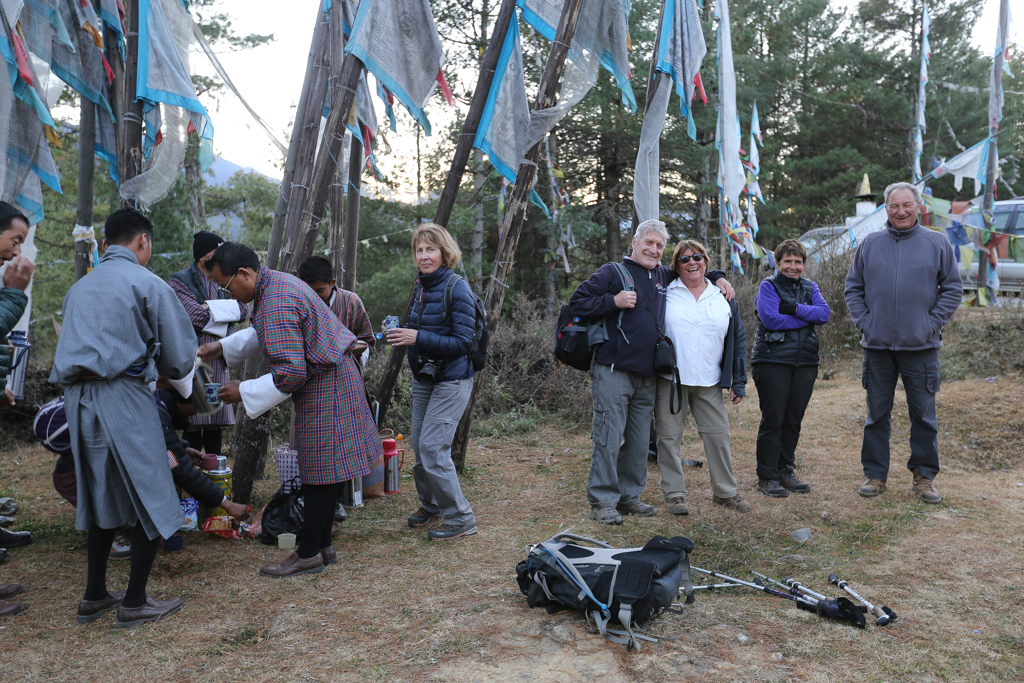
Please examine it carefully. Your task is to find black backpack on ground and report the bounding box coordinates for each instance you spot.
[516,532,694,651]
[438,274,490,372]
[554,262,633,371]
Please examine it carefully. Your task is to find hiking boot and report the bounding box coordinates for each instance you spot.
[912,469,941,504]
[589,507,624,525]
[757,479,789,498]
[427,523,478,541]
[779,472,811,493]
[858,479,886,498]
[617,500,657,517]
[713,494,752,513]
[665,496,689,516]
[407,508,441,528]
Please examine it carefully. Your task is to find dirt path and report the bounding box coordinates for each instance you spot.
[1,371,1022,681]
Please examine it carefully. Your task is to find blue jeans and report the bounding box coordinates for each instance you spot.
[861,348,941,480]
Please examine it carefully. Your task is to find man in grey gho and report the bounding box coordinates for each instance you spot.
[51,208,198,627]
[844,182,962,503]
[570,220,734,524]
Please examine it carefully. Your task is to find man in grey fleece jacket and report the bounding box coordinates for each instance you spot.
[844,182,962,504]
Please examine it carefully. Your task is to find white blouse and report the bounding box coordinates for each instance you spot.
[662,278,731,387]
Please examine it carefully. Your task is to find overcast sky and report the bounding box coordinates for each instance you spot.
[197,0,1017,188]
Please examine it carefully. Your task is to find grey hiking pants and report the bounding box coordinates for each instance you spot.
[587,363,655,509]
[411,378,475,525]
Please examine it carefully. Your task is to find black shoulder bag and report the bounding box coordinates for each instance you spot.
[633,282,683,415]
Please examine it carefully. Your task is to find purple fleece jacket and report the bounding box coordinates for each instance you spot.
[755,279,831,331]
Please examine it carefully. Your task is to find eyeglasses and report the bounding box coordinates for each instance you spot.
[218,272,237,295]
[677,253,704,264]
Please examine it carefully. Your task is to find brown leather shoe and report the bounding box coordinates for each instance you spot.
[713,494,752,513]
[0,583,22,600]
[0,599,24,617]
[77,589,127,624]
[260,551,324,578]
[115,596,184,629]
[320,546,337,565]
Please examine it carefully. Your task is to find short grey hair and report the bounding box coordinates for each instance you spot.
[883,182,922,205]
[634,219,669,244]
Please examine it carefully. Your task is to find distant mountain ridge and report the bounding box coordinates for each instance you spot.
[205,156,280,187]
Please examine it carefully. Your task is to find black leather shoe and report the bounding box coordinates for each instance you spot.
[0,527,32,549]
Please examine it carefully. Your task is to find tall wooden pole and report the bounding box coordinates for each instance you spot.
[342,137,362,291]
[276,17,336,271]
[117,0,144,204]
[267,8,328,269]
[374,0,517,428]
[630,0,667,236]
[450,0,586,469]
[75,99,96,282]
[978,0,1008,305]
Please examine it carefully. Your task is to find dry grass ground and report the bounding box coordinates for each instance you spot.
[1,363,1023,682]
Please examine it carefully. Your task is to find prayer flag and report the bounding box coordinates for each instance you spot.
[345,0,446,135]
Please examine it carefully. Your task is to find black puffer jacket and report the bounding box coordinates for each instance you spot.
[405,267,476,383]
[751,274,820,367]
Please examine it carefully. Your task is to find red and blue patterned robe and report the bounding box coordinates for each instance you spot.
[251,267,380,485]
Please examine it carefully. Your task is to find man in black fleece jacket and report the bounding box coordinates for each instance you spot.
[569,220,733,524]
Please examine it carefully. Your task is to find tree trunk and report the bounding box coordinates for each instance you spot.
[184,152,206,230]
[343,136,362,291]
[117,0,144,200]
[695,153,710,245]
[75,98,96,282]
[470,147,485,295]
[543,132,561,317]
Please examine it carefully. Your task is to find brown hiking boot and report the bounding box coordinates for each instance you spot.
[858,478,886,498]
[665,496,689,516]
[713,494,751,513]
[912,469,941,504]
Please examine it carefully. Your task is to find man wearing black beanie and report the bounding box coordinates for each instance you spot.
[169,232,249,456]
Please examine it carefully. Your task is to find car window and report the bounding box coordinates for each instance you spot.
[993,208,1015,234]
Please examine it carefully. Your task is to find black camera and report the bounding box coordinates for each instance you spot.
[765,332,786,343]
[417,357,443,382]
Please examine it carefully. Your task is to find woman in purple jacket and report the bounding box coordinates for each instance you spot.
[751,239,830,497]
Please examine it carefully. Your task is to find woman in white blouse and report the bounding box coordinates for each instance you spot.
[654,239,750,515]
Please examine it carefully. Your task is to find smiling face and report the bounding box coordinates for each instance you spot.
[0,217,29,263]
[415,239,443,275]
[778,252,805,279]
[886,188,921,230]
[631,231,666,270]
[675,248,707,285]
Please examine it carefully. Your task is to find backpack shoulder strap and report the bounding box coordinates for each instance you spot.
[611,262,634,291]
[443,273,462,321]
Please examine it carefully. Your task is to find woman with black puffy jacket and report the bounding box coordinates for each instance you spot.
[386,224,477,541]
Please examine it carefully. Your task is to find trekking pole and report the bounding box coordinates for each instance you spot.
[749,571,840,618]
[782,576,831,602]
[692,567,819,609]
[688,583,743,591]
[827,574,898,626]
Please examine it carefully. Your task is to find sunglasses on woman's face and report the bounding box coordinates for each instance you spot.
[677,253,704,264]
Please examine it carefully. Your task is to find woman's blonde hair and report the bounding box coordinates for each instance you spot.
[411,223,462,269]
[670,239,711,273]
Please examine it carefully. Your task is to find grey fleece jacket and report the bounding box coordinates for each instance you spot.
[844,222,962,351]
